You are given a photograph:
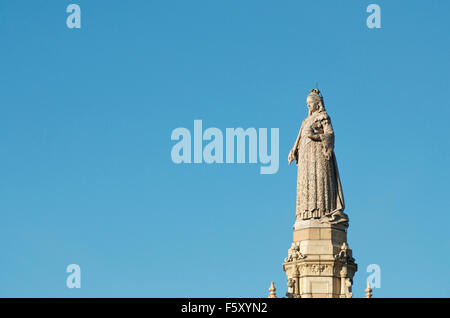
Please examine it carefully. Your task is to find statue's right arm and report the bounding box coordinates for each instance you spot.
[288,126,302,165]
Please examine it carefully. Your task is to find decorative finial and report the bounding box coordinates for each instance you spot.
[365,282,373,298]
[268,281,277,298]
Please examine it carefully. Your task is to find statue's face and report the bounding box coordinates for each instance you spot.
[306,96,317,113]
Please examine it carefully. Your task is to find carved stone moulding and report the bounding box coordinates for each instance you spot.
[293,217,348,231]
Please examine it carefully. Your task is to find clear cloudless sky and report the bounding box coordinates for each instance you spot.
[0,0,449,297]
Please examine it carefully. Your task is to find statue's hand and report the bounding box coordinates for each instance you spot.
[288,149,296,165]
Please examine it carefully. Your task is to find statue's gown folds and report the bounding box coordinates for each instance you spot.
[296,111,345,220]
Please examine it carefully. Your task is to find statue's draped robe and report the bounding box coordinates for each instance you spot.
[295,111,345,220]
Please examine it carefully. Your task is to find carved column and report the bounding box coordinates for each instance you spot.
[294,267,300,296]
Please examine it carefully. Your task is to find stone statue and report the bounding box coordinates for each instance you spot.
[284,242,306,263]
[286,278,296,298]
[335,242,355,265]
[288,89,348,226]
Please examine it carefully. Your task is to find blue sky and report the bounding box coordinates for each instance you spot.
[0,0,449,297]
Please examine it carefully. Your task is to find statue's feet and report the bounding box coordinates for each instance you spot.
[320,210,349,226]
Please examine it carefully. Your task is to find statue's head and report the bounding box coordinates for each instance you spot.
[306,88,325,115]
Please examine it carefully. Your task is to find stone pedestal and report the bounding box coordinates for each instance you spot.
[283,218,357,298]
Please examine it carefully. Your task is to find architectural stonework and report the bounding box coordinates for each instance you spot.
[284,89,357,298]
